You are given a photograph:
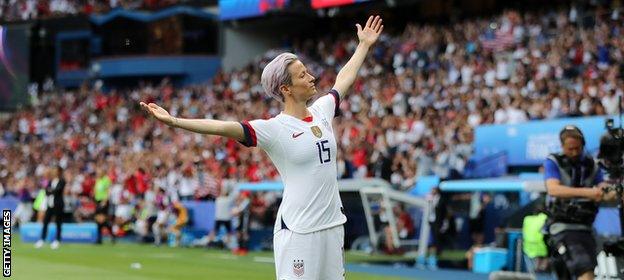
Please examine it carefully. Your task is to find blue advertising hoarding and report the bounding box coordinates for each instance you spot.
[219,0,289,20]
[474,116,618,166]
[20,223,98,243]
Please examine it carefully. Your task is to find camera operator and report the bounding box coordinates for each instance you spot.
[544,125,617,280]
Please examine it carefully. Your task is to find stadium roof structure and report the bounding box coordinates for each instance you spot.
[90,6,216,26]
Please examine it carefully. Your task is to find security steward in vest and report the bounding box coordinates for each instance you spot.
[544,125,617,280]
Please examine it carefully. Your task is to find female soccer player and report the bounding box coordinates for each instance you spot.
[141,15,383,279]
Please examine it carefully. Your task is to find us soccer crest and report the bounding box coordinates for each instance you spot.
[311,126,322,138]
[293,259,304,277]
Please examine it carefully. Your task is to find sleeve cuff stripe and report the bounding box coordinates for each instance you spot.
[239,121,257,147]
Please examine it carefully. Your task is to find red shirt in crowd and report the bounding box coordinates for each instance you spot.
[82,175,95,197]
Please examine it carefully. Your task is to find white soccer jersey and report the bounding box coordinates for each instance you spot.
[239,90,347,234]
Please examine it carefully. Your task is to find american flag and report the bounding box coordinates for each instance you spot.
[195,170,219,199]
[481,28,515,51]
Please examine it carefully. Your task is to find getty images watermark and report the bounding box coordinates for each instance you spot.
[3,210,10,277]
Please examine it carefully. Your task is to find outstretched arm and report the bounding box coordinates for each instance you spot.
[140,102,245,142]
[333,15,383,99]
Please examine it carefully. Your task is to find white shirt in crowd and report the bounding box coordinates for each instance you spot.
[178,176,197,198]
[215,193,236,221]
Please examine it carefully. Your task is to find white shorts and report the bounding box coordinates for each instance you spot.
[156,211,168,224]
[274,225,345,280]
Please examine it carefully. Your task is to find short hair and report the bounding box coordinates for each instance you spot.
[560,125,585,145]
[261,52,299,103]
[55,166,64,177]
[560,129,584,144]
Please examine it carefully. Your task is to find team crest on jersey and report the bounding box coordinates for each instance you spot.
[293,259,304,277]
[311,126,322,138]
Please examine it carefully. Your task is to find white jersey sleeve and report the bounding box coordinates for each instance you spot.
[311,89,341,119]
[238,119,280,150]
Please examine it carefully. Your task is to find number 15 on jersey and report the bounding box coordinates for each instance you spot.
[316,140,330,164]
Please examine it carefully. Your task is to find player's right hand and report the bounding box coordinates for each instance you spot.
[140,102,175,126]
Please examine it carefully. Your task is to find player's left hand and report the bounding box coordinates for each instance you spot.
[356,15,383,47]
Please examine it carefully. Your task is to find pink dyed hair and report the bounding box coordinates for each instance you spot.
[260,52,299,103]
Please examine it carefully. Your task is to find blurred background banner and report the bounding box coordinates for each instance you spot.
[474,116,618,166]
[219,0,290,20]
[311,0,371,9]
[20,223,98,243]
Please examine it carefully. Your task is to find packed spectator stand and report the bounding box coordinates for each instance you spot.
[1,5,623,244]
[0,0,201,22]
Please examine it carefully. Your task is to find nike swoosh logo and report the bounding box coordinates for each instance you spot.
[292,132,304,138]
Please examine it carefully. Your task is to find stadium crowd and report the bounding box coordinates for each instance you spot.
[0,0,185,22]
[1,5,623,246]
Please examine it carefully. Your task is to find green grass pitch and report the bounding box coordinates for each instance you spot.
[11,236,411,280]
